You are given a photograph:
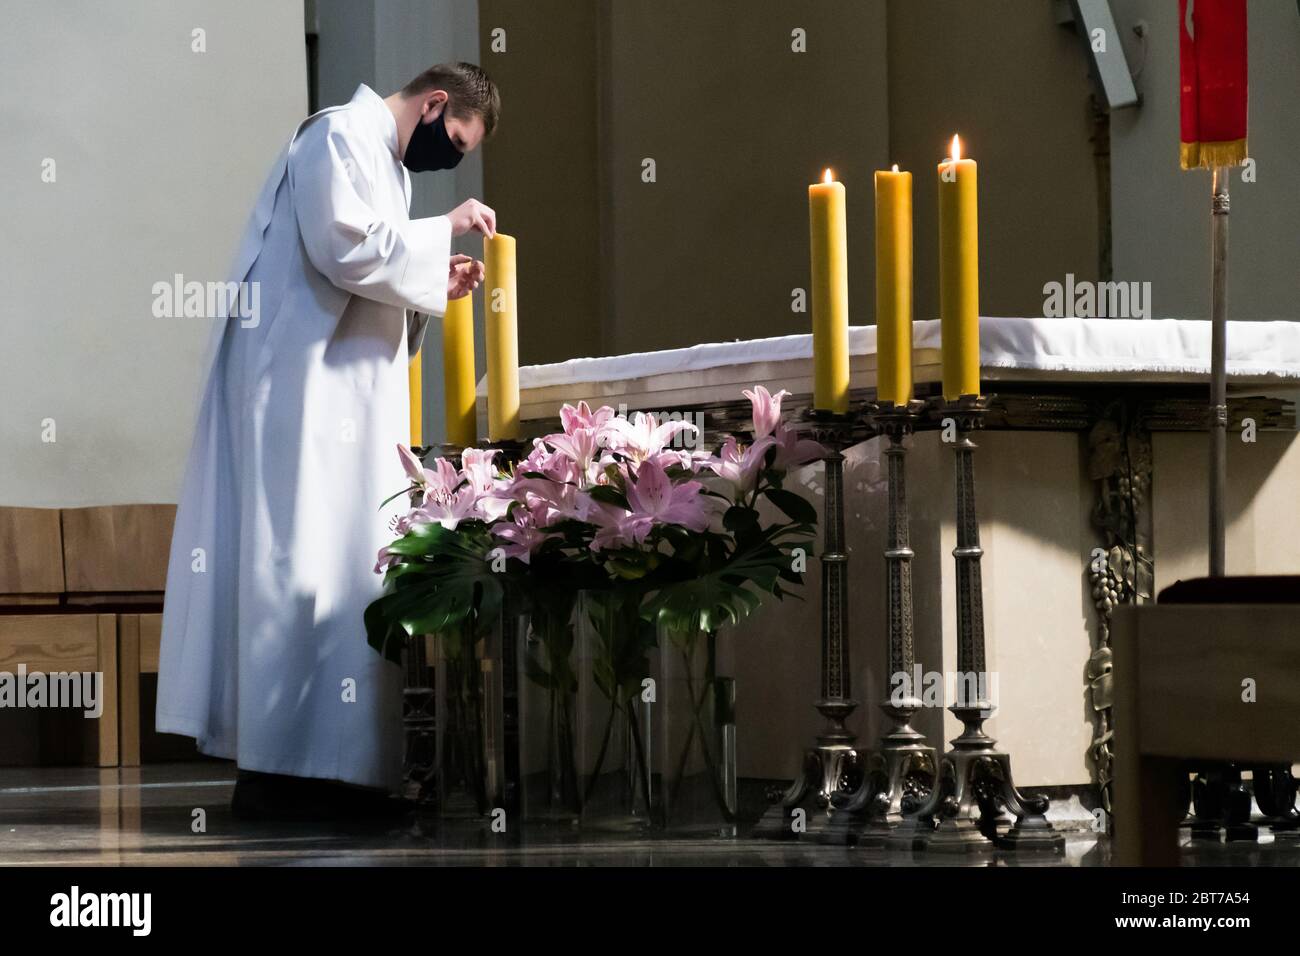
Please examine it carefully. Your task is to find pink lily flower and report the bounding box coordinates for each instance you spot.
[772,424,826,470]
[460,448,500,494]
[589,502,654,552]
[743,385,791,440]
[412,483,478,531]
[491,502,555,565]
[606,412,698,464]
[544,426,601,478]
[560,400,616,436]
[373,545,397,575]
[708,435,777,500]
[397,443,425,484]
[625,458,711,532]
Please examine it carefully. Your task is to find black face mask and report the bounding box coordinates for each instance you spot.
[402,109,463,172]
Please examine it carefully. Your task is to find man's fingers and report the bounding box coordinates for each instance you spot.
[449,253,473,266]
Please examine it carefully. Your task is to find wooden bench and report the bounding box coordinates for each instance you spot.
[0,613,119,765]
[0,505,174,768]
[1113,600,1300,865]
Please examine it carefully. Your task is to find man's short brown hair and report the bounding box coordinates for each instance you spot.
[402,62,500,137]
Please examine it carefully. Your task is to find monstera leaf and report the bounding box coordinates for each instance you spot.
[364,522,504,664]
[645,541,802,636]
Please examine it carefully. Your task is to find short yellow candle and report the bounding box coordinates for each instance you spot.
[408,349,423,447]
[937,134,980,400]
[808,168,850,413]
[441,293,477,448]
[874,164,913,405]
[483,232,521,440]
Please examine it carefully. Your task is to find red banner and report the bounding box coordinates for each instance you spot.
[1179,0,1248,169]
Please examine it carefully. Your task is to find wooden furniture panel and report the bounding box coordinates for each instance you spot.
[0,613,118,766]
[118,612,163,767]
[0,507,65,604]
[1113,604,1300,865]
[61,504,176,595]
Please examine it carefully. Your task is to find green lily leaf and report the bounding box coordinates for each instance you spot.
[763,487,818,524]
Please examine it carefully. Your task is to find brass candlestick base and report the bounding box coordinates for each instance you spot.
[754,409,867,840]
[906,395,1062,854]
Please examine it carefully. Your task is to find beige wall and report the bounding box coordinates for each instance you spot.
[601,0,890,356]
[478,1,1103,368]
[1153,430,1300,588]
[0,0,307,507]
[478,0,604,364]
[1111,0,1300,320]
[886,0,1102,323]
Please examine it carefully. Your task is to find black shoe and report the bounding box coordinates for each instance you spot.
[231,770,412,822]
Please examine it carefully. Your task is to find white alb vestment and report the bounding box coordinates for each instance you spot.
[156,85,450,789]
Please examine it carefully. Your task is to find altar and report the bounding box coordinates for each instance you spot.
[477,316,1300,800]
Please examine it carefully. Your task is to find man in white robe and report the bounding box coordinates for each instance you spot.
[156,63,500,817]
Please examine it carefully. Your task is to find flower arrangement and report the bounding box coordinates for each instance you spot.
[364,386,825,822]
[366,385,823,657]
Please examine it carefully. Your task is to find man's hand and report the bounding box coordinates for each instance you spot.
[447,254,485,300]
[446,198,497,238]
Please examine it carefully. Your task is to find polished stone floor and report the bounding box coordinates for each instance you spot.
[0,763,1296,866]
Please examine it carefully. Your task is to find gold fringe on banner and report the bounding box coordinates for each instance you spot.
[1180,138,1249,170]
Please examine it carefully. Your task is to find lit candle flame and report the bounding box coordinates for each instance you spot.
[823,167,834,184]
[949,134,962,162]
[891,163,899,173]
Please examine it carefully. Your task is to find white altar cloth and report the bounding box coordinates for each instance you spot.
[479,317,1300,425]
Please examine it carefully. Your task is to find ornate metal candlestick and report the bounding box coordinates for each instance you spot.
[755,409,865,839]
[907,395,1063,853]
[820,399,936,846]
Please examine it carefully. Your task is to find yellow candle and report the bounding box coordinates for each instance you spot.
[483,232,521,440]
[874,164,913,405]
[408,349,423,447]
[937,134,980,400]
[808,168,850,413]
[441,292,477,448]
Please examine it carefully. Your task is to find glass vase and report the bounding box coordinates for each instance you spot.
[432,618,493,817]
[575,590,656,830]
[516,592,583,824]
[655,625,738,836]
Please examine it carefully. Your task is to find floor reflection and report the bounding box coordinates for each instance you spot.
[2,764,1297,867]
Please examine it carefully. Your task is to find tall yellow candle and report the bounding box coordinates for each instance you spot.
[483,232,520,440]
[874,164,913,405]
[441,293,477,448]
[408,349,423,447]
[937,134,980,400]
[808,168,850,413]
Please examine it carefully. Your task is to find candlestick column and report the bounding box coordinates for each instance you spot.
[755,410,864,841]
[906,397,1063,854]
[820,401,937,847]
